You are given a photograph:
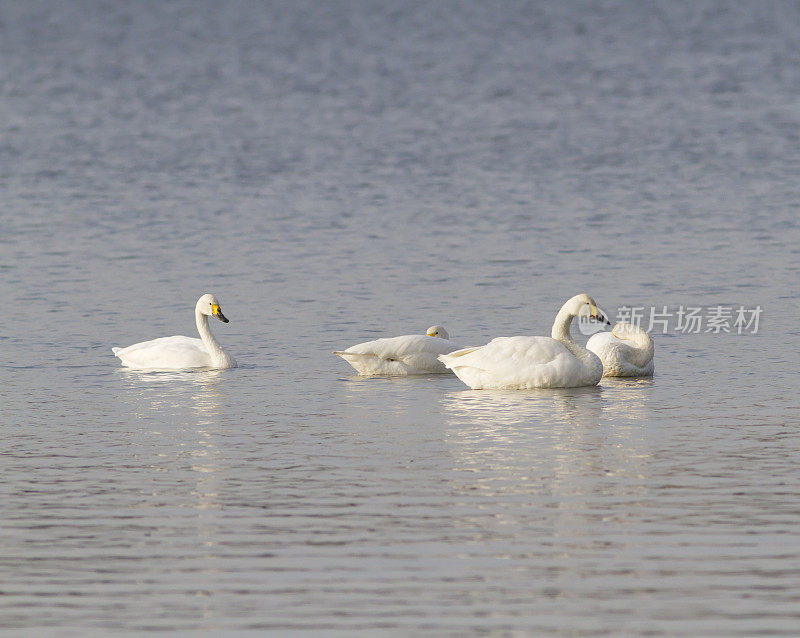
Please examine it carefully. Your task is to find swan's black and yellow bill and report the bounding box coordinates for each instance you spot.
[589,304,612,326]
[211,304,229,323]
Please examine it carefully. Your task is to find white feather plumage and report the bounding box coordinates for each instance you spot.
[586,322,654,377]
[335,326,459,375]
[439,294,607,389]
[112,294,237,370]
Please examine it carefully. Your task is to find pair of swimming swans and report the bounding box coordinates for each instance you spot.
[336,293,654,388]
[112,293,654,386]
[112,296,455,374]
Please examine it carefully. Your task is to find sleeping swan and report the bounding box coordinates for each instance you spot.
[334,325,460,375]
[438,294,610,389]
[586,321,654,377]
[112,293,237,370]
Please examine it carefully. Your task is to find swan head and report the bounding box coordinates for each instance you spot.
[196,293,229,323]
[426,325,449,339]
[566,293,611,325]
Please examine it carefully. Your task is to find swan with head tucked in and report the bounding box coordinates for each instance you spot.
[586,321,654,377]
[438,294,610,389]
[334,325,460,375]
[112,293,237,370]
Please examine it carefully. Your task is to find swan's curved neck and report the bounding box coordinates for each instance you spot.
[196,309,229,367]
[619,329,654,365]
[629,332,654,353]
[551,306,576,344]
[549,300,603,384]
[614,325,654,355]
[551,306,590,361]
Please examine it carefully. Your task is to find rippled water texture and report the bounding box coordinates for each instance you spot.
[2,1,799,635]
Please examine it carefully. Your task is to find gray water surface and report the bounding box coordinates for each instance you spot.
[2,1,800,635]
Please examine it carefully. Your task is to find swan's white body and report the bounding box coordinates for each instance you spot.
[334,325,460,375]
[587,322,654,377]
[438,294,608,389]
[112,294,237,370]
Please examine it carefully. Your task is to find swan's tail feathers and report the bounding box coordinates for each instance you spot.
[334,350,384,375]
[438,346,482,370]
[112,347,122,356]
[440,346,482,359]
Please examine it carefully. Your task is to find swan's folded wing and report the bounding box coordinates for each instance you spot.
[339,335,460,369]
[115,335,203,355]
[113,335,210,369]
[448,337,567,367]
[333,350,389,365]
[341,335,450,357]
[440,336,581,388]
[586,331,617,353]
[376,336,460,372]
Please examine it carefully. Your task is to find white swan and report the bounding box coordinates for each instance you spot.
[586,321,654,377]
[334,325,460,375]
[112,294,237,370]
[438,294,610,389]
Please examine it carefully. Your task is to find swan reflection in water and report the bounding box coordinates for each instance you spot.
[441,377,654,429]
[598,376,654,423]
[116,368,226,505]
[117,367,226,426]
[116,368,227,624]
[441,385,603,429]
[440,381,654,502]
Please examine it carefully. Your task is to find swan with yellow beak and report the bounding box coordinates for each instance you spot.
[335,325,460,375]
[439,294,610,389]
[112,293,237,370]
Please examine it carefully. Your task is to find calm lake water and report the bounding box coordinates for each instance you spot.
[2,1,799,635]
